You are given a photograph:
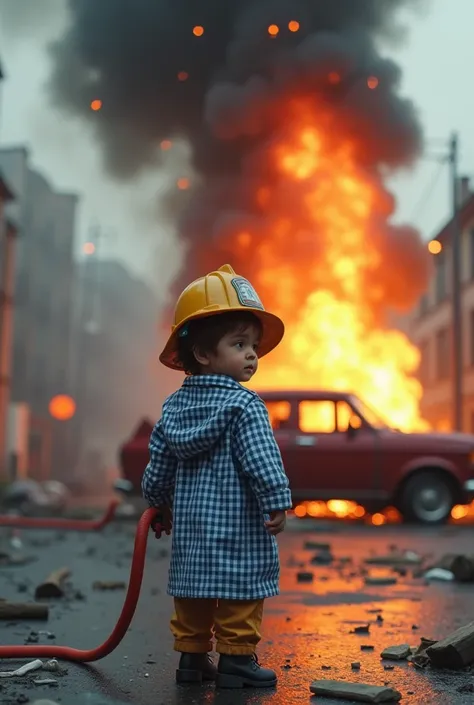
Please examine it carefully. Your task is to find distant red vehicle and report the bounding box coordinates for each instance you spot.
[117,391,474,525]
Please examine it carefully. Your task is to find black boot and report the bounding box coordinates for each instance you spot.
[216,654,277,688]
[176,653,217,684]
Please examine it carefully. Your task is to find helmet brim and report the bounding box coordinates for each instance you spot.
[159,308,285,371]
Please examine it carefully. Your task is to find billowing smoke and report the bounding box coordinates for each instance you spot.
[42,0,429,313]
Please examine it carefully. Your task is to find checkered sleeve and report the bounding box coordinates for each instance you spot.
[141,420,177,508]
[233,398,292,513]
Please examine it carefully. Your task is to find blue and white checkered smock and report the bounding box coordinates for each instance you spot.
[141,374,292,600]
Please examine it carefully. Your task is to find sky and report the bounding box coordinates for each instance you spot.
[0,0,472,305]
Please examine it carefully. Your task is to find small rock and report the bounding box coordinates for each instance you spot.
[384,664,395,671]
[412,624,419,630]
[351,662,361,670]
[321,665,331,670]
[310,679,402,701]
[376,615,384,623]
[353,625,370,634]
[364,576,398,586]
[381,644,411,661]
[311,550,334,565]
[296,572,314,583]
[304,541,331,551]
[361,645,375,651]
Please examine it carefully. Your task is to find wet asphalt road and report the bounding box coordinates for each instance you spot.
[1,516,474,705]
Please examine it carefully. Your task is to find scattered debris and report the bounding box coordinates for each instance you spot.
[304,541,331,551]
[311,550,334,565]
[353,625,370,634]
[424,568,454,582]
[409,637,437,669]
[35,567,71,599]
[0,658,43,678]
[33,678,58,686]
[43,659,60,672]
[364,577,398,586]
[426,621,474,669]
[380,644,411,661]
[430,553,474,582]
[365,550,422,566]
[297,571,314,583]
[0,601,49,620]
[92,581,126,591]
[309,679,401,702]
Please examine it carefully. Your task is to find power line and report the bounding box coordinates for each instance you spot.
[409,157,447,223]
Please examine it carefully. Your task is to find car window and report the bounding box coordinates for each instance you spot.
[265,401,292,430]
[336,401,363,432]
[299,401,336,433]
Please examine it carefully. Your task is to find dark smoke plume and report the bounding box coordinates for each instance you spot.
[44,0,429,308]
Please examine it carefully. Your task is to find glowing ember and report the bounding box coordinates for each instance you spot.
[90,99,102,111]
[328,71,342,85]
[268,24,279,37]
[367,76,379,90]
[288,20,300,32]
[161,139,173,151]
[177,177,190,190]
[193,25,204,37]
[177,71,189,82]
[293,500,474,525]
[428,239,442,255]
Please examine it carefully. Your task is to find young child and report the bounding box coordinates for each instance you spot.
[141,264,292,689]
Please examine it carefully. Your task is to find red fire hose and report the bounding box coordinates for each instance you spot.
[0,507,159,662]
[0,500,119,531]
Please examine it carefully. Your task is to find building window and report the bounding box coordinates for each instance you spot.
[435,253,446,304]
[435,327,450,380]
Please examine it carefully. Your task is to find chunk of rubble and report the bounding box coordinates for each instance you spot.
[92,581,126,591]
[0,658,43,678]
[304,541,331,551]
[364,576,397,586]
[297,571,314,583]
[380,644,411,661]
[426,621,474,669]
[408,637,437,668]
[424,568,454,582]
[365,550,422,566]
[310,679,401,702]
[352,625,370,634]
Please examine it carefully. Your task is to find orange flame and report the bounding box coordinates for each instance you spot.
[233,104,429,433]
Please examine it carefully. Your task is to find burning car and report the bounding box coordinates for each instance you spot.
[116,391,474,525]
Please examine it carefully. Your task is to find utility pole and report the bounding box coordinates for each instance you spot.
[450,132,463,431]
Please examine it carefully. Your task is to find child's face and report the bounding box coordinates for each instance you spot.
[196,323,261,382]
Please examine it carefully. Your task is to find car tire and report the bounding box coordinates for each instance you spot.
[400,470,455,525]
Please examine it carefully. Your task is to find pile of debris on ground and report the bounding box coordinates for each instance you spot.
[310,621,474,702]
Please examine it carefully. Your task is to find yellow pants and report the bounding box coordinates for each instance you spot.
[170,598,264,655]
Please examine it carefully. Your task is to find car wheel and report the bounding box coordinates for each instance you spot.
[400,471,455,524]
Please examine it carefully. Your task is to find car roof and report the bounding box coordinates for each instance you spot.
[256,390,354,401]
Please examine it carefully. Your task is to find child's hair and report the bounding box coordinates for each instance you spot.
[177,311,263,375]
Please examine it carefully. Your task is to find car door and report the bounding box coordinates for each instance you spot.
[262,397,298,480]
[288,398,378,502]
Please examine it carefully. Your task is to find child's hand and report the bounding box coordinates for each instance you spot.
[265,510,287,535]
